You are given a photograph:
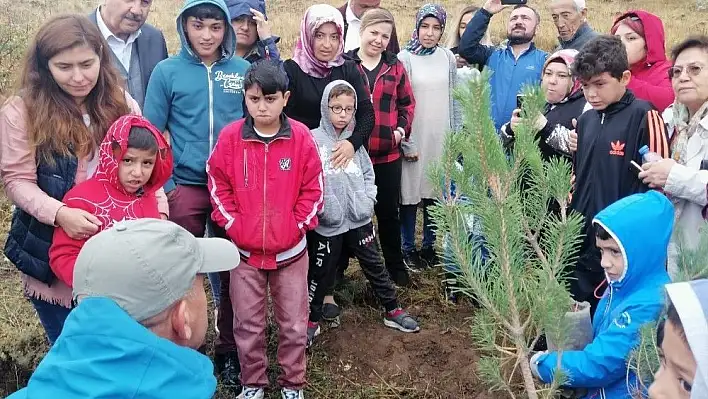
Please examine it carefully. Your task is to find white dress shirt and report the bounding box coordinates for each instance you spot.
[344,3,361,52]
[96,7,142,72]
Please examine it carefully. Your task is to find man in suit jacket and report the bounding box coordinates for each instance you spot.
[338,0,400,53]
[90,0,168,109]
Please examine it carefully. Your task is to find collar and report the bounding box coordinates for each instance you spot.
[344,48,398,66]
[96,6,142,44]
[601,90,635,116]
[559,22,592,45]
[242,114,292,142]
[345,2,359,24]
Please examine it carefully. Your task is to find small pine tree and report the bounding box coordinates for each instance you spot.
[429,70,585,398]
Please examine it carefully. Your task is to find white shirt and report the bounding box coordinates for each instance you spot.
[343,3,361,52]
[96,7,142,72]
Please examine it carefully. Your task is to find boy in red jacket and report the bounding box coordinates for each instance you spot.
[207,61,323,399]
[48,115,173,287]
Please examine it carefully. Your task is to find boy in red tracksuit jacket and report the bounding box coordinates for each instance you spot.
[207,61,323,399]
[48,115,173,287]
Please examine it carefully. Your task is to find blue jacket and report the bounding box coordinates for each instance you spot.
[225,0,281,63]
[143,0,250,192]
[458,8,547,131]
[535,191,673,398]
[7,297,217,399]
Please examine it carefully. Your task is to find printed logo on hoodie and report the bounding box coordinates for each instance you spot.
[215,71,244,93]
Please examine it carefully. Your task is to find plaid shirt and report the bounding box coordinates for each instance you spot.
[347,50,416,164]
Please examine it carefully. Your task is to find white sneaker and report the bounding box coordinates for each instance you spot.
[281,388,304,399]
[238,387,264,399]
[214,308,220,334]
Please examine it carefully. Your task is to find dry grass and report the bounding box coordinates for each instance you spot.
[0,0,707,397]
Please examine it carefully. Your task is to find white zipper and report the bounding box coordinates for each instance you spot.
[262,143,268,261]
[244,148,248,187]
[205,63,215,151]
[601,113,605,125]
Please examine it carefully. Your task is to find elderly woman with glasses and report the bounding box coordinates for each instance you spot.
[639,36,708,280]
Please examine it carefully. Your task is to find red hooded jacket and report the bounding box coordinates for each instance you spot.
[48,115,173,287]
[614,10,675,112]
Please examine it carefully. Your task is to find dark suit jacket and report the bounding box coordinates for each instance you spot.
[89,9,168,96]
[337,4,400,54]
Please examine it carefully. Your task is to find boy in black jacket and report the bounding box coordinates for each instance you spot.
[570,35,669,313]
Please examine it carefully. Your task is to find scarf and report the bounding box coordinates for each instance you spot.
[404,3,447,56]
[670,101,708,165]
[292,4,345,78]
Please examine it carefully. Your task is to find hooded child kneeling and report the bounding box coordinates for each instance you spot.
[531,190,673,398]
[48,115,173,287]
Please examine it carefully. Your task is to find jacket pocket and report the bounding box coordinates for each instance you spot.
[264,212,301,254]
[232,147,257,192]
[369,126,397,157]
[318,194,345,228]
[347,188,375,223]
[175,141,209,181]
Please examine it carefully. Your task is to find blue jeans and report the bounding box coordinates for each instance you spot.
[207,273,221,306]
[400,199,436,254]
[30,297,72,345]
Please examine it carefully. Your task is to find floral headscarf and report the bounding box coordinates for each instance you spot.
[292,4,345,78]
[404,3,447,56]
[543,49,582,101]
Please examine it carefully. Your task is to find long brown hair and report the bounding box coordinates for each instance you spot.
[18,14,130,164]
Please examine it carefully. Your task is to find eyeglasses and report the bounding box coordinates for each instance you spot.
[329,105,356,115]
[668,64,704,79]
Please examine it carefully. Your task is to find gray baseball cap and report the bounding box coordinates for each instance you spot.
[72,218,240,321]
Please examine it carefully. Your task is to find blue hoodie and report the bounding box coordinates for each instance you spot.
[534,190,673,398]
[143,0,250,192]
[225,0,281,63]
[7,297,217,399]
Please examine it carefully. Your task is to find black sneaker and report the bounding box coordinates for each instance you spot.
[420,246,439,268]
[403,250,425,272]
[215,351,241,392]
[322,303,341,321]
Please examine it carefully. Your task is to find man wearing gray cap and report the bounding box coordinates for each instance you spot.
[7,219,240,399]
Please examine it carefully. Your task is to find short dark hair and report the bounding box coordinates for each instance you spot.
[328,84,356,100]
[513,4,540,23]
[658,301,687,347]
[572,35,629,81]
[182,3,226,22]
[127,127,159,153]
[594,223,612,240]
[671,35,708,61]
[243,60,289,95]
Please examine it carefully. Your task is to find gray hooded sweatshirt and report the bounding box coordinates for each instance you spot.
[311,80,377,238]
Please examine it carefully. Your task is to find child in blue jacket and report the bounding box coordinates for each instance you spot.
[531,190,673,398]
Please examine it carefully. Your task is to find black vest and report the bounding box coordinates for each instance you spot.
[4,153,77,284]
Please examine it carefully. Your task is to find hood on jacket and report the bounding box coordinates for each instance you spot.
[16,297,216,398]
[666,279,708,399]
[543,48,582,101]
[94,115,173,197]
[177,0,236,61]
[318,79,358,140]
[612,10,667,67]
[592,190,674,289]
[226,0,265,19]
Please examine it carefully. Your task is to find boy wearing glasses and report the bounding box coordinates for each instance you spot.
[569,35,670,313]
[306,81,420,348]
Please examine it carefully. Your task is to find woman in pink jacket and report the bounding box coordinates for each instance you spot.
[612,10,674,112]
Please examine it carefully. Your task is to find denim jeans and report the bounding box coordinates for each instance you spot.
[30,297,72,345]
[400,199,436,254]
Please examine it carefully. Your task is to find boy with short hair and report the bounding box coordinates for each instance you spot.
[143,0,250,384]
[531,190,673,398]
[306,81,420,347]
[49,115,173,287]
[207,61,323,399]
[226,0,281,63]
[570,35,669,311]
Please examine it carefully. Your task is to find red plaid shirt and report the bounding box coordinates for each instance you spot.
[347,50,416,164]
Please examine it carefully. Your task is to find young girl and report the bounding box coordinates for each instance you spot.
[344,7,416,287]
[446,5,493,71]
[0,15,158,344]
[398,3,459,271]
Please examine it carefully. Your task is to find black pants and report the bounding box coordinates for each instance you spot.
[333,158,406,286]
[308,223,399,323]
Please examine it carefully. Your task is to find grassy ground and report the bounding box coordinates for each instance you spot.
[0,0,706,397]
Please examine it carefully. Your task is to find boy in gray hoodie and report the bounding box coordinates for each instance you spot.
[306,80,420,347]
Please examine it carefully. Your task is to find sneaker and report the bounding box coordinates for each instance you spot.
[384,308,421,333]
[322,303,340,321]
[402,250,425,272]
[307,321,321,348]
[444,284,458,304]
[238,387,265,399]
[215,351,241,389]
[282,388,304,399]
[214,308,220,334]
[420,246,439,268]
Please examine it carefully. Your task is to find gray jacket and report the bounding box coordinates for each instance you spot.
[555,22,598,52]
[311,80,377,237]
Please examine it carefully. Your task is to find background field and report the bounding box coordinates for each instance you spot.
[0,0,703,397]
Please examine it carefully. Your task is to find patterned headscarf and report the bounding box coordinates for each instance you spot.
[292,4,345,78]
[404,3,447,56]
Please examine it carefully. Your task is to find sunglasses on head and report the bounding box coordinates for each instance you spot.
[668,63,704,79]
